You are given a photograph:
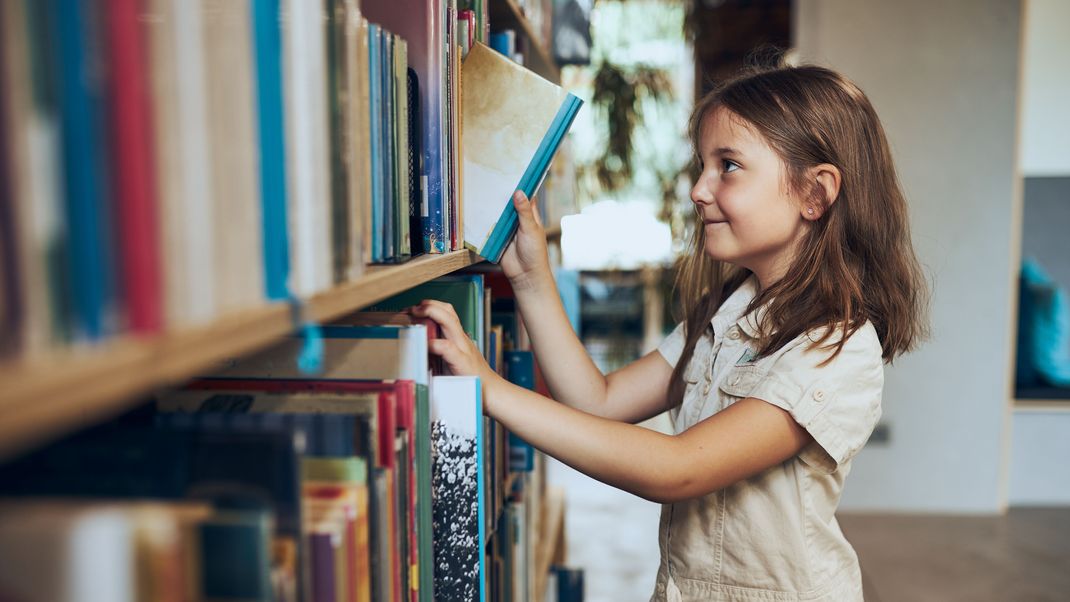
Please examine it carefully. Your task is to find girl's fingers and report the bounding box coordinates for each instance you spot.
[427,337,456,359]
[530,194,543,228]
[513,190,537,232]
[412,300,468,344]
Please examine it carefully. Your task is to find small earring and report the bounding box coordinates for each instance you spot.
[807,208,815,215]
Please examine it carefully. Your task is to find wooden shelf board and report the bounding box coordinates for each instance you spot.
[0,250,482,460]
[490,0,561,83]
[1014,399,1070,412]
[534,487,566,602]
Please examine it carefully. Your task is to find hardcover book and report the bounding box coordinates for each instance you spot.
[460,43,582,263]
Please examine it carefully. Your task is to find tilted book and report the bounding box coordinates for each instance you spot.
[461,43,582,263]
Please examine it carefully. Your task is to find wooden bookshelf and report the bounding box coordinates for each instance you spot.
[0,250,483,461]
[489,0,561,83]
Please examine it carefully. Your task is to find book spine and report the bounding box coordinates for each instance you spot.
[424,0,446,254]
[203,0,265,313]
[0,2,23,357]
[252,0,292,301]
[406,68,424,257]
[396,38,411,259]
[54,0,117,341]
[327,0,350,284]
[343,1,366,281]
[106,0,162,334]
[382,31,396,262]
[368,24,383,263]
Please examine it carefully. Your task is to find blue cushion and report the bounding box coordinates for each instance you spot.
[1017,258,1070,387]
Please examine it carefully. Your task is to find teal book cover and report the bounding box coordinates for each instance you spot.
[461,42,582,263]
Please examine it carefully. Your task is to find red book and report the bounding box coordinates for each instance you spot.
[106,0,162,333]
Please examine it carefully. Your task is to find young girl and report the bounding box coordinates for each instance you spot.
[414,64,927,601]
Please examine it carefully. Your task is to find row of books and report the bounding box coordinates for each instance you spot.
[0,0,581,362]
[0,272,550,602]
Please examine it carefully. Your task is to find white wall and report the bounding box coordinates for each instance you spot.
[794,0,1022,512]
[1020,0,1070,176]
[1009,410,1070,505]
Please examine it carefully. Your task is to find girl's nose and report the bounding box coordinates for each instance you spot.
[691,177,714,206]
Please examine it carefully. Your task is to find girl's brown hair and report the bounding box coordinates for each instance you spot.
[667,64,929,407]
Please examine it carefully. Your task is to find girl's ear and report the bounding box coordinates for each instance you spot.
[802,163,842,221]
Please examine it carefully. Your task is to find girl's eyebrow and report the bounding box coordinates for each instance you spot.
[714,147,741,157]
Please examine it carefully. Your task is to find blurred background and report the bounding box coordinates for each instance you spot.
[550,0,1070,600]
[1,0,1068,601]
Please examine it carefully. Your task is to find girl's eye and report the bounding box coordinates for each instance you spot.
[722,159,740,174]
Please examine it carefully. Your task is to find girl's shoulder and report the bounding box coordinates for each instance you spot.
[763,319,884,376]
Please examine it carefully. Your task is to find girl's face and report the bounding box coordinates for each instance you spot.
[691,107,810,290]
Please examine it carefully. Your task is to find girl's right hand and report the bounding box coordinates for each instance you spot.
[500,190,552,291]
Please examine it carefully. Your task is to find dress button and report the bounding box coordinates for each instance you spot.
[728,327,741,340]
[813,389,826,402]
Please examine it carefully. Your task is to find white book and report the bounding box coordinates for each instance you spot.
[202,0,265,313]
[146,0,217,327]
[0,505,134,602]
[0,0,64,352]
[308,0,334,293]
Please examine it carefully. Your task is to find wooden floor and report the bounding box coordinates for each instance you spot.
[840,508,1070,602]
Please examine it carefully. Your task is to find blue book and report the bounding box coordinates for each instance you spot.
[488,30,515,58]
[382,31,396,261]
[53,0,117,340]
[460,42,582,263]
[251,0,291,300]
[504,351,536,472]
[368,24,384,262]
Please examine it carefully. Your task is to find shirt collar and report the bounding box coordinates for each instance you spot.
[710,275,760,338]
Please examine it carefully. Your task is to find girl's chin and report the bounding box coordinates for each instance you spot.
[702,244,734,263]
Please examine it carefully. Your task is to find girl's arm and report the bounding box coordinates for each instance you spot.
[416,300,813,503]
[496,191,669,424]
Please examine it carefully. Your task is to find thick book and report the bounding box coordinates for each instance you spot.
[370,274,485,353]
[251,0,292,301]
[145,0,216,328]
[0,2,20,358]
[327,0,351,285]
[106,0,162,333]
[1,0,67,352]
[460,42,582,263]
[505,351,536,472]
[429,375,485,602]
[283,0,333,295]
[53,0,119,341]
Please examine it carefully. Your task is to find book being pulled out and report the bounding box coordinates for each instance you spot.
[461,43,582,263]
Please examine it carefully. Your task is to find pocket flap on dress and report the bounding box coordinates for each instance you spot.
[717,365,764,397]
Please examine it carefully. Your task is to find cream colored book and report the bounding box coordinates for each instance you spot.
[460,43,582,262]
[202,0,264,313]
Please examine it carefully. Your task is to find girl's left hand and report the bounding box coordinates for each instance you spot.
[410,300,496,384]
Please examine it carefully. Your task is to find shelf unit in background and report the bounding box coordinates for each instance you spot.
[490,0,560,83]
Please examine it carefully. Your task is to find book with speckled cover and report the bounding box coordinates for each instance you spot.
[429,375,485,602]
